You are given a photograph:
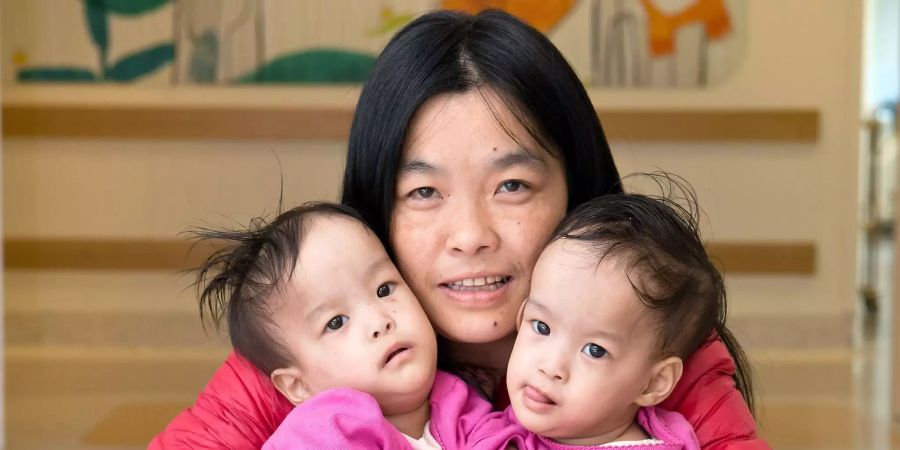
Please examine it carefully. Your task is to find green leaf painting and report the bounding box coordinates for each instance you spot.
[102,0,170,16]
[106,43,175,81]
[17,3,382,85]
[18,2,174,83]
[84,0,109,65]
[18,68,97,82]
[237,49,376,84]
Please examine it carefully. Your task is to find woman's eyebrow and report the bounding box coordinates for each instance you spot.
[397,159,440,177]
[491,148,548,172]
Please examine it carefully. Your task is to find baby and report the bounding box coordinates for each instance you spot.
[487,183,753,449]
[192,202,498,449]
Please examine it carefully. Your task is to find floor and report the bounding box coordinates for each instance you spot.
[3,244,899,450]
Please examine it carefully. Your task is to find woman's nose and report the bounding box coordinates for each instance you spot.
[445,200,500,255]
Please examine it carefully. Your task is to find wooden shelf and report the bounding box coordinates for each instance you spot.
[1,86,819,142]
[4,238,816,275]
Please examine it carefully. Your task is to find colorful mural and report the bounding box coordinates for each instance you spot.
[17,0,175,82]
[591,0,742,87]
[5,0,745,89]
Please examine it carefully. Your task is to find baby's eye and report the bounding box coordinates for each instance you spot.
[325,315,349,332]
[376,282,394,298]
[530,320,550,336]
[496,180,527,193]
[582,343,608,359]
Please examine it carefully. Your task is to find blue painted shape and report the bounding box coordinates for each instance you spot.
[189,31,219,83]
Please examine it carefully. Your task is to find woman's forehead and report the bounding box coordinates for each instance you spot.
[402,89,546,162]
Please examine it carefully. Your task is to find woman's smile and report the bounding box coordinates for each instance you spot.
[442,274,511,291]
[438,274,514,307]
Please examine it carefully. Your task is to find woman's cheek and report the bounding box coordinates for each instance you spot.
[391,210,433,286]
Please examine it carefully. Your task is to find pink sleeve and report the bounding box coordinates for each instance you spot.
[428,371,536,450]
[263,389,411,450]
[148,351,294,450]
[660,334,770,450]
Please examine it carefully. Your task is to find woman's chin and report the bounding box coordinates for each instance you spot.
[423,282,524,343]
[435,314,517,345]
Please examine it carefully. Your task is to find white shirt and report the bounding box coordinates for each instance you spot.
[403,421,442,450]
[601,438,665,447]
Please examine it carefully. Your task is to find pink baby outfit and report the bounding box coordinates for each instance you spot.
[472,406,700,450]
[263,370,699,450]
[262,370,492,449]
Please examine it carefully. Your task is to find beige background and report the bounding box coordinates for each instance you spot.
[0,0,872,447]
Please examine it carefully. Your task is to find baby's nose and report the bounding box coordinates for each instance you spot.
[371,319,393,339]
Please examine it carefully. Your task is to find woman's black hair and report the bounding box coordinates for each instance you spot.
[188,202,365,375]
[341,9,622,247]
[553,173,755,416]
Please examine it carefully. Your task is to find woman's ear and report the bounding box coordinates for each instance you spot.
[271,367,312,405]
[635,357,683,407]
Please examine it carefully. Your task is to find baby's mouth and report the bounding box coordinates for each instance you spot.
[441,275,511,291]
[384,346,410,365]
[524,385,556,405]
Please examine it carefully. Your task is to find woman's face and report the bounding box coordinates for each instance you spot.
[390,89,568,345]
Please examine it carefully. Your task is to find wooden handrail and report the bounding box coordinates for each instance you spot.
[2,104,819,142]
[4,238,816,274]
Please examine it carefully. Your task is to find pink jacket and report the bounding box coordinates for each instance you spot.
[150,334,768,449]
[263,371,699,450]
[262,371,492,449]
[473,406,700,450]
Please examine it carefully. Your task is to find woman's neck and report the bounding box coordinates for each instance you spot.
[385,400,431,439]
[440,333,516,371]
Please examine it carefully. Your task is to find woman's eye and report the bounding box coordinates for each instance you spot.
[411,187,437,199]
[582,343,608,359]
[325,315,349,332]
[531,320,550,336]
[497,180,526,193]
[376,282,394,298]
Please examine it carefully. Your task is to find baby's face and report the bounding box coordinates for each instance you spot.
[506,239,661,445]
[271,215,437,415]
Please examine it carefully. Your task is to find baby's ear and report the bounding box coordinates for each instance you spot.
[635,356,683,407]
[271,367,313,405]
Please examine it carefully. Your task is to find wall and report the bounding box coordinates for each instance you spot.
[4,0,864,404]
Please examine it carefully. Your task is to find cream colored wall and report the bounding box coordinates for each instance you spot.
[605,0,863,324]
[4,0,864,348]
[4,137,347,238]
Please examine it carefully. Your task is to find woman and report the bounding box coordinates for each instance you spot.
[152,10,766,449]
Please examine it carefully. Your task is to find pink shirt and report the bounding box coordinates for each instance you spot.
[263,371,699,450]
[150,336,768,449]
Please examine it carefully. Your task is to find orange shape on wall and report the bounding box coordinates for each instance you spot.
[639,0,732,57]
[440,0,576,33]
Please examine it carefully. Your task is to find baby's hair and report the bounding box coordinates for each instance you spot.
[551,172,755,416]
[188,202,366,375]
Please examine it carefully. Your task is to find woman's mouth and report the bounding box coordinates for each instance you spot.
[441,275,511,291]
